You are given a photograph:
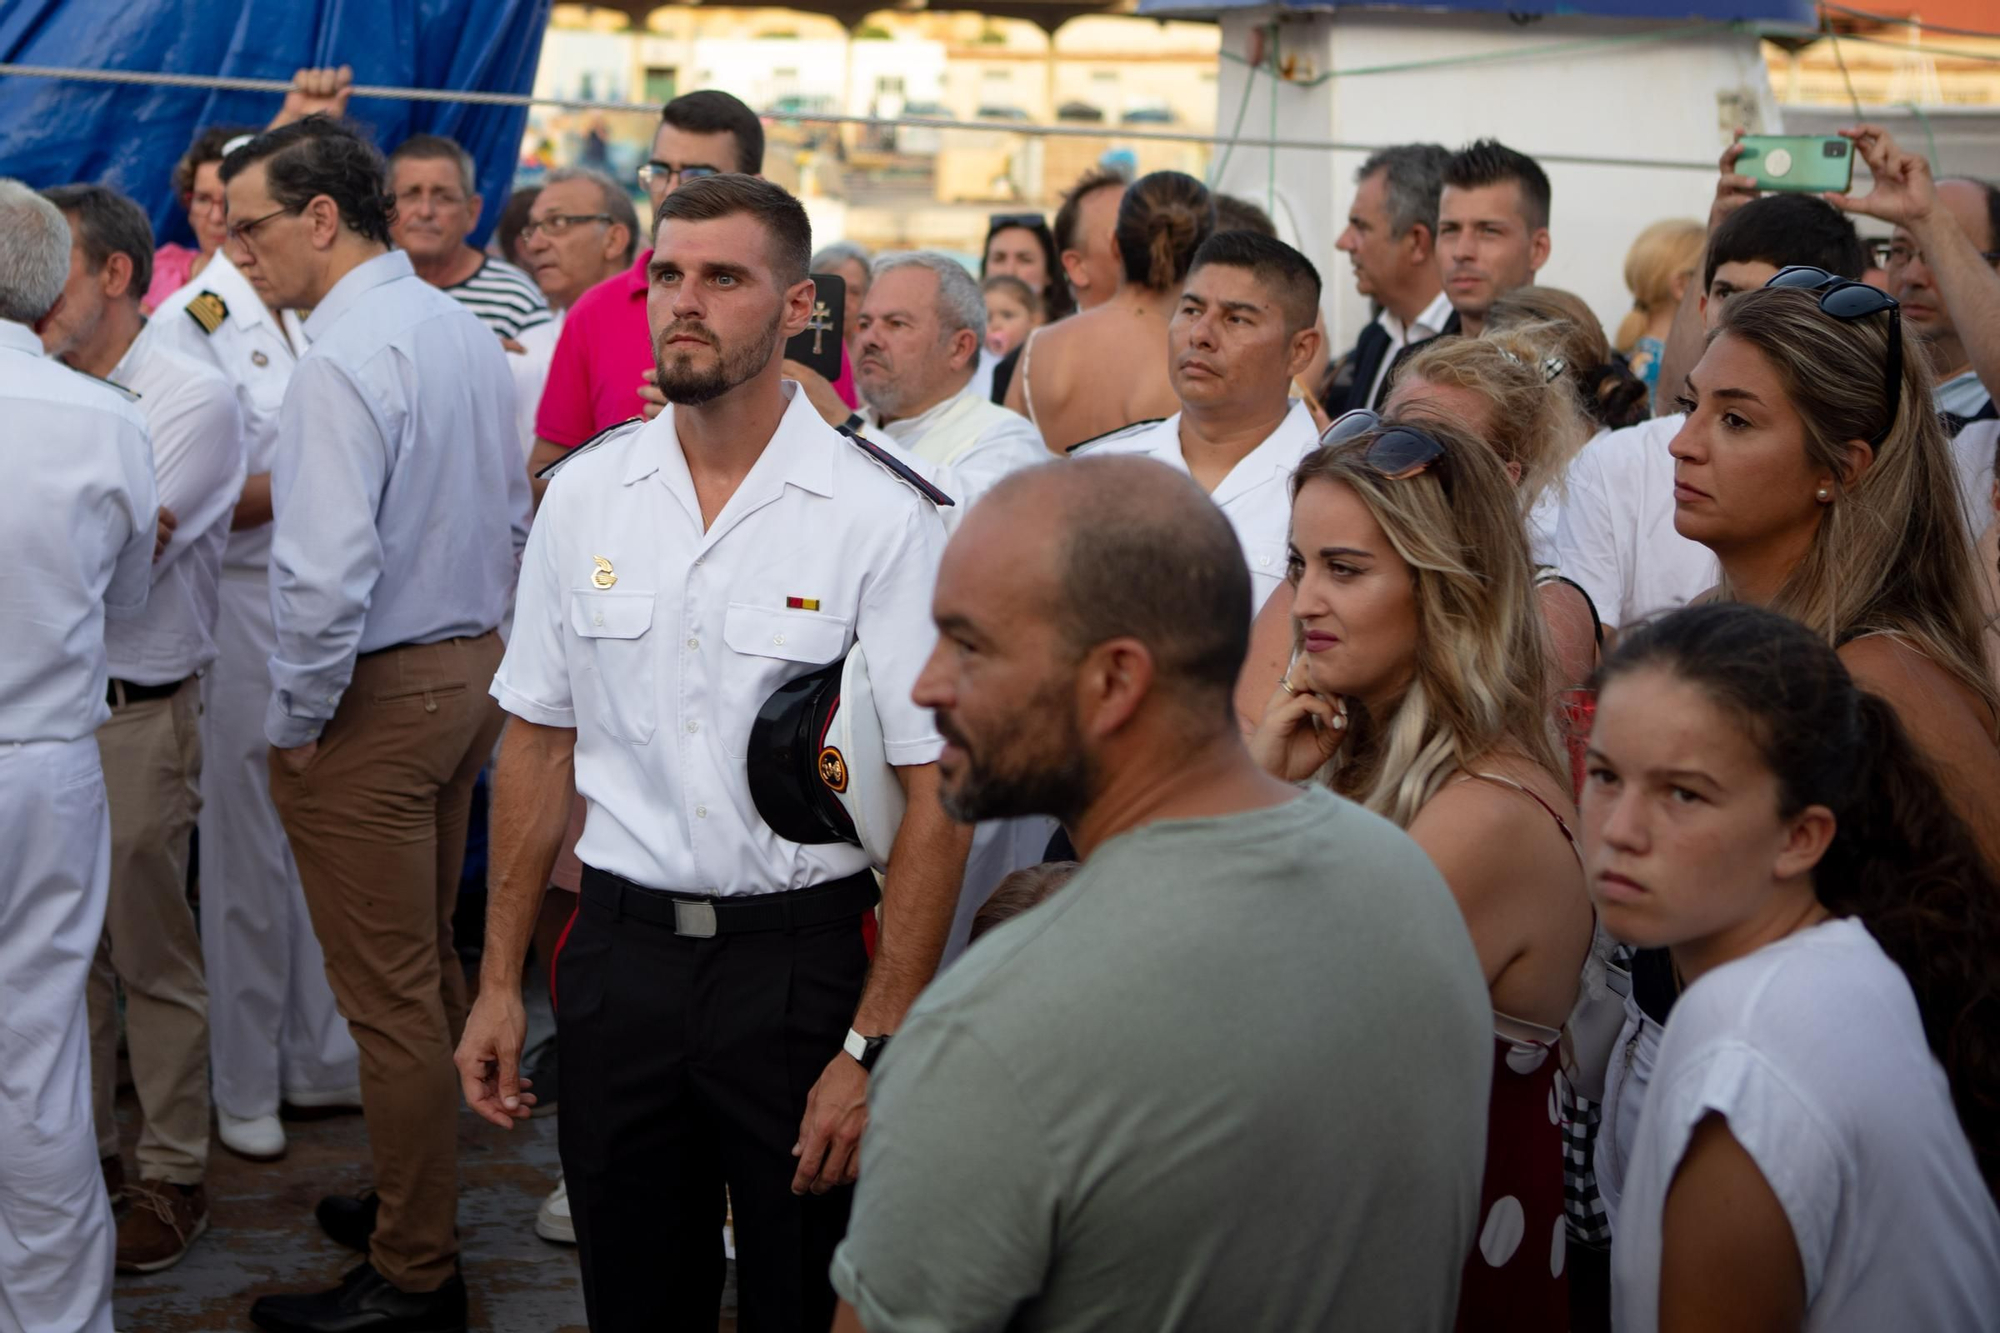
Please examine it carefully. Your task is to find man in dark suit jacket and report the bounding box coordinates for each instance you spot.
[1321,144,1453,417]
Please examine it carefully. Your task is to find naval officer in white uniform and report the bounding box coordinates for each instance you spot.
[41,183,246,1272]
[1075,231,1326,612]
[456,174,972,1333]
[151,192,359,1166]
[0,179,158,1333]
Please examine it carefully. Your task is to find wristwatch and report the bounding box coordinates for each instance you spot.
[843,1027,891,1072]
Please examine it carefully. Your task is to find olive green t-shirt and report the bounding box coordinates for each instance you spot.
[833,787,1493,1332]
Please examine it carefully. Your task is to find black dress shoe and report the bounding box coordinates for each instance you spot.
[250,1261,467,1333]
[315,1191,379,1253]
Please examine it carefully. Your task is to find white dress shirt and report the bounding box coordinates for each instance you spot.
[492,384,948,895]
[266,250,531,747]
[1367,288,1454,408]
[510,307,563,464]
[1552,414,1718,630]
[149,251,308,574]
[1084,399,1321,609]
[0,320,157,743]
[103,322,246,685]
[861,381,1047,521]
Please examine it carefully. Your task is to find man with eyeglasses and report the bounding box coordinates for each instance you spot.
[1831,128,2000,433]
[219,115,530,1333]
[528,89,764,491]
[504,166,638,462]
[387,134,550,343]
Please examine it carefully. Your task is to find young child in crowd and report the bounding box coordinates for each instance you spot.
[982,274,1042,359]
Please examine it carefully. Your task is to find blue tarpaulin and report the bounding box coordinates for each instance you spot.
[0,0,554,248]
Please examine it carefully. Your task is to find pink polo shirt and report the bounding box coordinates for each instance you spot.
[535,247,858,447]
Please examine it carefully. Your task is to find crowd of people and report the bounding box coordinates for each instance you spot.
[1,64,1997,1333]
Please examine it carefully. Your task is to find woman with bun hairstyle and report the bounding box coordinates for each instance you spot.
[1486,285,1652,436]
[1669,276,2000,864]
[1250,415,1593,1328]
[1580,603,2000,1331]
[1003,170,1216,453]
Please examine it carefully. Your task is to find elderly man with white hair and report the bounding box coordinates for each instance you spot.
[851,251,1047,521]
[0,177,159,1333]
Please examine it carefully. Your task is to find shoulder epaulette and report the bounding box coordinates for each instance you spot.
[1065,418,1166,457]
[536,417,644,481]
[184,290,228,336]
[838,425,955,507]
[72,367,141,403]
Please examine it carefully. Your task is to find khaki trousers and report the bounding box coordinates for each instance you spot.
[88,677,210,1185]
[269,631,506,1294]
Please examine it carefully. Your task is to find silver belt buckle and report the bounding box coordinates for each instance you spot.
[672,899,718,939]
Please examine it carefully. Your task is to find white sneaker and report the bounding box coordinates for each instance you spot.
[217,1110,286,1160]
[282,1084,364,1110]
[535,1176,575,1245]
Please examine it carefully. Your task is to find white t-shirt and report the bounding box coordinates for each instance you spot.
[1613,917,2000,1332]
[1552,414,1717,630]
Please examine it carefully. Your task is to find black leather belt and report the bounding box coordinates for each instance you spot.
[106,676,190,707]
[580,865,878,939]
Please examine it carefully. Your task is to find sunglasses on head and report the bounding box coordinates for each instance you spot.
[988,213,1049,234]
[1763,266,1902,447]
[1317,409,1450,483]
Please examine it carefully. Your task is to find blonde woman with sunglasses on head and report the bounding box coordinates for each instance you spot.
[1250,417,1592,1330]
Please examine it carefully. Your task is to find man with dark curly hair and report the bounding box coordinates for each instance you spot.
[219,115,530,1333]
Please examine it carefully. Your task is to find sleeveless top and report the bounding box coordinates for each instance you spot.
[1018,325,1043,430]
[1453,771,1582,1333]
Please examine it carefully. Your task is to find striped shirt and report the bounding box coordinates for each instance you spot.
[443,256,552,341]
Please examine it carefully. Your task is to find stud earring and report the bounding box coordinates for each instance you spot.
[1816,487,1831,502]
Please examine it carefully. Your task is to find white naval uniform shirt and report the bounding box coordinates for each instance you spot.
[1083,399,1321,609]
[1552,414,1718,630]
[492,383,948,895]
[0,319,157,743]
[104,322,246,685]
[860,381,1047,520]
[266,250,531,747]
[149,251,308,574]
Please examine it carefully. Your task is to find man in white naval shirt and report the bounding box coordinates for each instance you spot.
[39,183,246,1275]
[151,192,360,1166]
[1077,231,1324,612]
[454,174,971,1333]
[851,251,1046,525]
[219,117,530,1333]
[0,180,157,1333]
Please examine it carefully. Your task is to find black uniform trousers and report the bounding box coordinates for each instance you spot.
[555,873,869,1331]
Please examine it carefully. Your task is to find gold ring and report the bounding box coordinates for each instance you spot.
[1280,676,1299,696]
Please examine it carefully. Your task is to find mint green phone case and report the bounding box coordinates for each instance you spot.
[1737,135,1855,193]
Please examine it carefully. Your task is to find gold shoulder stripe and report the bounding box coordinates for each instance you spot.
[185,291,228,336]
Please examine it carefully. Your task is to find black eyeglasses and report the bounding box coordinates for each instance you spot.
[638,161,720,189]
[224,206,293,248]
[1763,266,1902,447]
[1874,237,2000,269]
[1317,409,1450,482]
[520,213,612,240]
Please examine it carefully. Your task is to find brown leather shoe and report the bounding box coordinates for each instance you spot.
[116,1179,209,1273]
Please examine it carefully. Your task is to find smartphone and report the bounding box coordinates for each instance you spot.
[1736,135,1853,194]
[784,273,845,382]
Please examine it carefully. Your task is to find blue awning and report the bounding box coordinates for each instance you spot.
[0,0,554,248]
